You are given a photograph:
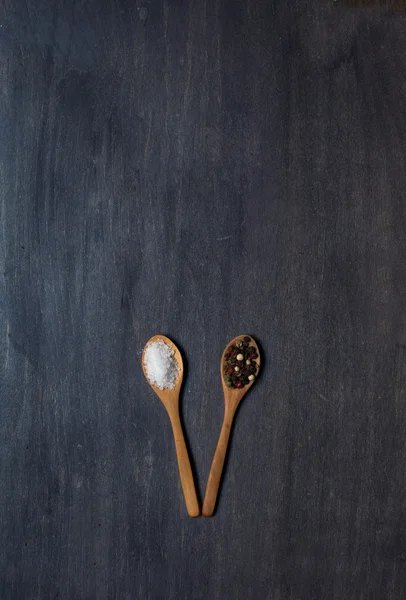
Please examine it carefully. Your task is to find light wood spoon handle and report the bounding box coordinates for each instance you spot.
[168,410,200,517]
[202,406,236,517]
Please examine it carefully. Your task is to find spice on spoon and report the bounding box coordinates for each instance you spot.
[223,335,258,389]
[143,339,180,390]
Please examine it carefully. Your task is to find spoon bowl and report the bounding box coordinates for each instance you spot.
[220,335,261,406]
[142,334,184,405]
[202,334,261,517]
[142,335,199,517]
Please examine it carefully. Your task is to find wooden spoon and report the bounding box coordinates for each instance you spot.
[202,334,261,517]
[142,335,200,517]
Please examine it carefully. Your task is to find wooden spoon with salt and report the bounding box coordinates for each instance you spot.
[142,335,200,517]
[202,334,261,517]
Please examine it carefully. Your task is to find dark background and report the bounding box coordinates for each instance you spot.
[1,1,406,599]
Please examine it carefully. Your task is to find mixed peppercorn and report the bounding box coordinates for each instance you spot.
[223,336,258,389]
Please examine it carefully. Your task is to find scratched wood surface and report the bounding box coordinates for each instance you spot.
[0,1,406,599]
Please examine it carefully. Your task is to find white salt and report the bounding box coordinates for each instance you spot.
[143,339,180,390]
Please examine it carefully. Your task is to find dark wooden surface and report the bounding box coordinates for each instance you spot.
[1,1,406,599]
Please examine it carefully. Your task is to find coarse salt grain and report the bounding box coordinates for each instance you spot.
[143,339,180,390]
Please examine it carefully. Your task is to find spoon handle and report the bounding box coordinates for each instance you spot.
[202,404,236,517]
[168,410,200,517]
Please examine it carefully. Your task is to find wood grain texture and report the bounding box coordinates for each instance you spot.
[0,1,406,599]
[339,0,406,9]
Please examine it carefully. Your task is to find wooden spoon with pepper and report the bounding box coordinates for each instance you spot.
[142,335,200,517]
[202,335,261,517]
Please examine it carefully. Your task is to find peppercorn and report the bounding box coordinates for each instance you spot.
[223,339,258,390]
